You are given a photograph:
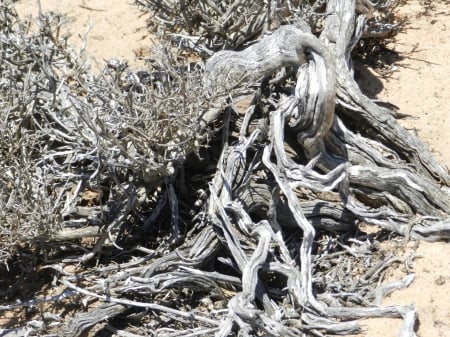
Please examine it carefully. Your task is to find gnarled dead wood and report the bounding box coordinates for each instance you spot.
[1,1,450,337]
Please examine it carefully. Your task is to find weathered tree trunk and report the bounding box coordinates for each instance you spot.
[199,1,450,336]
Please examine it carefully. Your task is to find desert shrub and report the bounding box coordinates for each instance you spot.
[0,1,449,336]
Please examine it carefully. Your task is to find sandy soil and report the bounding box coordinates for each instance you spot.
[13,1,450,336]
[357,1,450,336]
[15,0,151,70]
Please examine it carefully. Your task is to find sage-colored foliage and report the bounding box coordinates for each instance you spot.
[0,2,205,263]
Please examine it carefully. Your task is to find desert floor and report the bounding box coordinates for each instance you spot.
[14,1,450,336]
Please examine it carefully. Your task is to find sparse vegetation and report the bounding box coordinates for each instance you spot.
[1,1,449,336]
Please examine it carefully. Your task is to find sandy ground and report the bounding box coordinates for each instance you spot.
[377,1,450,167]
[13,1,450,336]
[357,1,450,336]
[15,0,151,70]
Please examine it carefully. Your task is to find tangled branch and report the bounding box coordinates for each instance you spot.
[1,1,449,336]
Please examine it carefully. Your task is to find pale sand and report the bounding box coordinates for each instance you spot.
[16,0,151,69]
[357,1,450,336]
